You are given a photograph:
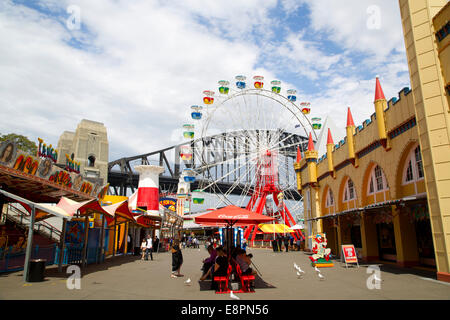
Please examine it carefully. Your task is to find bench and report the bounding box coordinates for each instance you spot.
[234,260,255,293]
[213,264,232,293]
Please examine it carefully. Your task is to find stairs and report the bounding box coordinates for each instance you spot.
[2,203,61,243]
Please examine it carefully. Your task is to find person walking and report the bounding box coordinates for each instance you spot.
[140,238,147,260]
[242,238,247,251]
[296,238,301,251]
[171,239,183,278]
[277,235,283,252]
[154,236,159,253]
[127,234,132,255]
[145,234,153,261]
[284,235,289,252]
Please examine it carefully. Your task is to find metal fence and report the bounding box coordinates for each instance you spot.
[0,244,57,273]
[0,244,106,273]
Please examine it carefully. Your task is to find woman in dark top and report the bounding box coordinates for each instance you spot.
[200,246,228,280]
[171,239,183,278]
[214,247,228,277]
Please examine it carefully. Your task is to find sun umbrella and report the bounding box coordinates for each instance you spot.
[194,205,274,227]
[195,205,274,260]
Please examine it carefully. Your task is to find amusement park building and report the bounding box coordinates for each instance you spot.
[297,0,450,282]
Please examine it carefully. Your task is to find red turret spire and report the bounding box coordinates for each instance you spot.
[375,77,386,101]
[307,132,315,151]
[296,146,302,162]
[347,107,355,127]
[327,128,334,145]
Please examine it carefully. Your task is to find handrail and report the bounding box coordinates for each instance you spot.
[9,203,61,234]
[5,203,61,241]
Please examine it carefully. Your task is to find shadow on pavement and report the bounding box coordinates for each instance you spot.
[198,275,276,291]
[41,255,141,279]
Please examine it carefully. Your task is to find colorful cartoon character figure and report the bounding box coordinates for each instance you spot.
[309,234,331,263]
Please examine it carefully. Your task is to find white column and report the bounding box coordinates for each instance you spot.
[134,165,164,216]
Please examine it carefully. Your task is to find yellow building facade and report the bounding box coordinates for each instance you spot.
[297,0,450,282]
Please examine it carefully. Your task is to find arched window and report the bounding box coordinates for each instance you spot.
[88,155,96,167]
[368,165,388,194]
[403,145,424,184]
[326,188,334,207]
[343,178,355,202]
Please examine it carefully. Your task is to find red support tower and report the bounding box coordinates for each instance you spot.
[243,150,304,245]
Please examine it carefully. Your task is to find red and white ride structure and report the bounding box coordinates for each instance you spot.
[243,149,303,242]
[182,75,320,244]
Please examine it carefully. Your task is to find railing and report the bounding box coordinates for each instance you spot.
[0,243,107,273]
[249,239,273,248]
[0,244,57,273]
[4,203,61,243]
[54,244,105,265]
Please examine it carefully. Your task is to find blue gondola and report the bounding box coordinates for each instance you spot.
[191,112,202,120]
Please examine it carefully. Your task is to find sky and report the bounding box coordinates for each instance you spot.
[0,0,411,161]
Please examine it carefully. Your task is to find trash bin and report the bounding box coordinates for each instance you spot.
[27,259,46,282]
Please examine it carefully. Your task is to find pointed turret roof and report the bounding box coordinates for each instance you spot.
[327,128,334,145]
[296,146,302,162]
[307,132,315,151]
[346,107,355,127]
[374,77,386,101]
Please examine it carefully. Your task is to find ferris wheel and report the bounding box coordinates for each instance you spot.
[180,75,321,237]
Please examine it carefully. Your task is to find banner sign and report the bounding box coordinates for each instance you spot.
[0,140,109,199]
[159,197,176,212]
[341,244,359,268]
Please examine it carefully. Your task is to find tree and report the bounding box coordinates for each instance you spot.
[0,133,38,155]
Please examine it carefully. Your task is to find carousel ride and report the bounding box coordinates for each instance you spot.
[177,75,324,242]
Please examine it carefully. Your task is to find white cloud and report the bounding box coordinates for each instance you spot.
[299,0,406,60]
[273,32,343,80]
[0,0,274,160]
[0,0,411,165]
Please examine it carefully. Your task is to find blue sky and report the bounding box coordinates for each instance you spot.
[0,0,410,161]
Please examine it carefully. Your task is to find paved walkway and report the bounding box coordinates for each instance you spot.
[1,247,450,300]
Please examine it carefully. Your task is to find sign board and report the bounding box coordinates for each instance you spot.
[341,244,359,268]
[159,197,176,212]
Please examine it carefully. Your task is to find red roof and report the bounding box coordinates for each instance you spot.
[375,77,386,101]
[194,205,274,227]
[347,107,355,127]
[327,128,334,145]
[307,132,315,151]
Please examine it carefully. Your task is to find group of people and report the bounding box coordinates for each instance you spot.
[199,245,257,289]
[140,235,160,261]
[272,234,302,252]
[181,234,199,249]
[204,236,220,249]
